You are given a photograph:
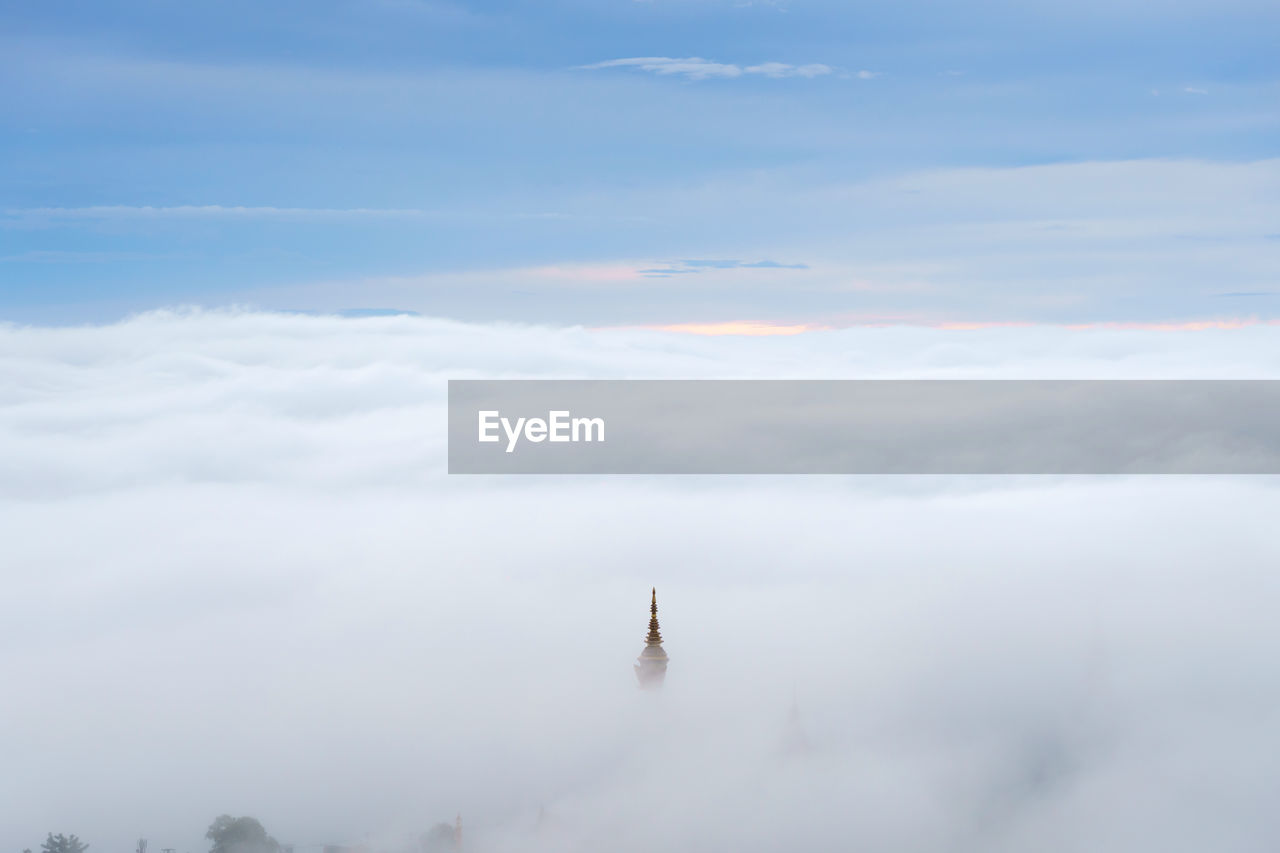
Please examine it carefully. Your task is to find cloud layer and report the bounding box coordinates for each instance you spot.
[3,311,1280,853]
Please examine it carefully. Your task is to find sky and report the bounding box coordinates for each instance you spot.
[5,5,1280,852]
[2,0,1278,326]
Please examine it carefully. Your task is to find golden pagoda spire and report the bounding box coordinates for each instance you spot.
[635,587,668,689]
[645,587,662,645]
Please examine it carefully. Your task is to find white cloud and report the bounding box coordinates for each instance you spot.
[578,56,743,79]
[3,311,1280,852]
[578,56,834,80]
[745,61,833,78]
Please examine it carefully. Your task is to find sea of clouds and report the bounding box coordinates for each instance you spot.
[3,309,1280,853]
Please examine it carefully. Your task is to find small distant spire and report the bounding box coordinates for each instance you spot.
[635,587,668,689]
[646,587,663,645]
[454,813,462,849]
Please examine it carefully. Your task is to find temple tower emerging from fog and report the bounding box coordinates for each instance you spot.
[635,587,669,689]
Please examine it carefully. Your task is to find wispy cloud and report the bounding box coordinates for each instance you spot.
[744,61,834,79]
[3,205,432,220]
[639,258,809,277]
[577,57,836,80]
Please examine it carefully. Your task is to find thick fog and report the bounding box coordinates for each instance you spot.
[3,310,1280,852]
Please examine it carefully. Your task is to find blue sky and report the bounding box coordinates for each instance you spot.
[2,0,1278,325]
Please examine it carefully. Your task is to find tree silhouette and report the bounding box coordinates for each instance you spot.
[41,835,88,853]
[206,816,279,853]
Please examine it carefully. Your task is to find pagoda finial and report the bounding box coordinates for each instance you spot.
[635,587,668,689]
[645,588,663,646]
